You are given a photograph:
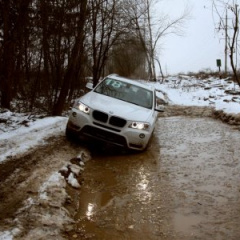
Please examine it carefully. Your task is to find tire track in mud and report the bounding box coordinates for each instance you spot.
[162,104,240,128]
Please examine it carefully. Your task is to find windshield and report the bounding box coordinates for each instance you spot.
[94,78,153,109]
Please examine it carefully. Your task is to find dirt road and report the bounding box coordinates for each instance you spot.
[1,105,240,239]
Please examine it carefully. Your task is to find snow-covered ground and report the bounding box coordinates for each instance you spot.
[154,75,240,114]
[0,75,239,240]
[0,116,68,163]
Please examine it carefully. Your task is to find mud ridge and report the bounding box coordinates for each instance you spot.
[162,104,240,129]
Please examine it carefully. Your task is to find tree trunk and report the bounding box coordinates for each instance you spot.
[52,0,87,116]
[1,1,14,109]
[229,5,240,87]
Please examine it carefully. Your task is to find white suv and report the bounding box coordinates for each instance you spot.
[66,74,163,151]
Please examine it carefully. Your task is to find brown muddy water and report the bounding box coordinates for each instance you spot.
[66,114,240,240]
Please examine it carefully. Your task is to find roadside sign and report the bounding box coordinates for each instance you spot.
[216,59,221,72]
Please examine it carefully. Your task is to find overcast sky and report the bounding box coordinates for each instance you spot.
[156,0,227,75]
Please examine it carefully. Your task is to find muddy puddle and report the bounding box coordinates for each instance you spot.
[66,114,240,240]
[66,136,175,239]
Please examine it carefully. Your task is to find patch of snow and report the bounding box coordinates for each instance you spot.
[69,163,84,175]
[0,231,13,240]
[8,172,73,239]
[0,117,67,163]
[77,150,91,162]
[67,172,80,189]
[0,228,21,240]
[39,172,67,202]
[153,76,240,114]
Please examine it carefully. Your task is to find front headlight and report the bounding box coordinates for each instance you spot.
[129,122,150,130]
[73,101,91,114]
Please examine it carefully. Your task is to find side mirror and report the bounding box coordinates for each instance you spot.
[86,82,93,90]
[155,105,164,112]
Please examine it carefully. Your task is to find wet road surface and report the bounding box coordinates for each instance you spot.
[67,138,173,240]
[1,106,239,239]
[158,116,240,240]
[66,112,240,239]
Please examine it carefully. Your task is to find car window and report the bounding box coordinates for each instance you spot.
[94,78,153,109]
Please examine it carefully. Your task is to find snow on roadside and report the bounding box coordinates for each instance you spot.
[154,76,240,114]
[7,171,73,240]
[0,230,16,240]
[0,151,89,240]
[0,117,68,163]
[18,172,72,240]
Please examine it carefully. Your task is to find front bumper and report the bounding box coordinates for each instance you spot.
[67,109,152,150]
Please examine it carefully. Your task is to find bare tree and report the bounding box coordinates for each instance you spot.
[229,4,240,86]
[108,37,146,77]
[0,0,14,109]
[125,0,188,81]
[86,0,130,86]
[0,0,188,114]
[0,0,32,109]
[213,0,240,87]
[52,0,88,115]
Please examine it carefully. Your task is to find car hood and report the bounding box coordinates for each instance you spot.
[79,91,153,121]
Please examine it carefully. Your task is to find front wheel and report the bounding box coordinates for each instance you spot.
[65,124,77,141]
[143,132,154,151]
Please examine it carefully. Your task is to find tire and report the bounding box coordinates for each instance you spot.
[65,124,77,141]
[144,132,154,151]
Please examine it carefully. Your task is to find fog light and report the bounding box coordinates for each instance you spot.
[72,112,77,117]
[139,133,145,139]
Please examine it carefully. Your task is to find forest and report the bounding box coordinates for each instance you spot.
[0,0,186,115]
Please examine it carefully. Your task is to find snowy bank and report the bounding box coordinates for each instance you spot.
[0,117,68,163]
[154,76,240,115]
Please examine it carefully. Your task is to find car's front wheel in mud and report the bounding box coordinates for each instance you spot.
[143,132,154,151]
[65,124,77,141]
